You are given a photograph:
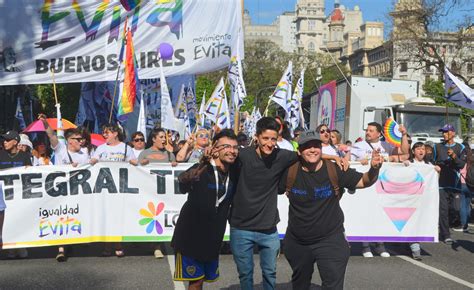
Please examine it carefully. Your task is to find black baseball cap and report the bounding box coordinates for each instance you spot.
[2,131,20,142]
[298,130,322,146]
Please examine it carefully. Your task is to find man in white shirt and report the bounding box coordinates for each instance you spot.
[41,117,91,262]
[351,122,410,164]
[350,121,409,258]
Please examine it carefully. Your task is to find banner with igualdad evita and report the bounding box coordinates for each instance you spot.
[0,162,438,249]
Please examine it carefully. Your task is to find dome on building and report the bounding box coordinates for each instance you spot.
[330,8,344,22]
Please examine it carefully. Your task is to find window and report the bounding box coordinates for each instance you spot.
[308,42,315,52]
[468,63,473,74]
[400,62,408,72]
[308,20,315,30]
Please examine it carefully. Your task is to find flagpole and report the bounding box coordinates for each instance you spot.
[50,68,59,105]
[109,18,129,124]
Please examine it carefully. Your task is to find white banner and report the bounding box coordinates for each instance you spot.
[0,0,243,85]
[0,162,438,249]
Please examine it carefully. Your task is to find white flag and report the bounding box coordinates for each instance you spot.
[175,84,187,119]
[160,63,185,134]
[269,61,293,116]
[204,77,226,123]
[137,95,147,142]
[444,67,474,109]
[198,91,206,128]
[185,84,197,127]
[216,91,231,129]
[229,34,247,109]
[288,69,305,131]
[55,103,66,145]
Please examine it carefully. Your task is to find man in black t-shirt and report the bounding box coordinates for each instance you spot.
[230,117,297,290]
[282,130,383,290]
[0,131,32,251]
[172,129,239,289]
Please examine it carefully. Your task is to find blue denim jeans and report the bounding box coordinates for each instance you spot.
[460,184,472,227]
[230,227,280,290]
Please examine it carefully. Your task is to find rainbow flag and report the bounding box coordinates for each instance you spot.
[117,29,139,118]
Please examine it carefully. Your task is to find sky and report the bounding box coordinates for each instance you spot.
[244,0,394,25]
[243,0,473,31]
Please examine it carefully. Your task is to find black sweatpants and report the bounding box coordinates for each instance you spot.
[439,188,461,240]
[283,231,350,290]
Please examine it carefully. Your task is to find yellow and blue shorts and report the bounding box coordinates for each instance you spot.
[174,252,219,282]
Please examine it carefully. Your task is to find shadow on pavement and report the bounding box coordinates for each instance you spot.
[223,283,321,289]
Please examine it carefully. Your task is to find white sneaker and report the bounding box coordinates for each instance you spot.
[154,249,164,259]
[380,251,390,258]
[362,251,374,258]
[17,248,28,259]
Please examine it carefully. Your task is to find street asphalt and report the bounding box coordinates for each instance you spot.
[0,229,473,289]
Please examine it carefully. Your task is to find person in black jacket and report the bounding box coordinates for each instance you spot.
[172,129,239,290]
[282,130,383,290]
[433,124,467,244]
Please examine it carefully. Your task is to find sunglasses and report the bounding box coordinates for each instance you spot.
[217,144,239,151]
[320,129,331,134]
[197,134,209,139]
[70,137,85,142]
[134,138,145,142]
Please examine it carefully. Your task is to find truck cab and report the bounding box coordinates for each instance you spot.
[363,98,463,144]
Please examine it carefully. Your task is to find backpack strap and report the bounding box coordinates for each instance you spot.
[325,160,341,198]
[285,161,300,194]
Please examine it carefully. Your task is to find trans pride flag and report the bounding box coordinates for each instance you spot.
[117,29,139,119]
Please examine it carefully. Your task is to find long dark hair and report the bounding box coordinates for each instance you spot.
[410,142,430,164]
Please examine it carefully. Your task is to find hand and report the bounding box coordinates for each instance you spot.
[434,165,441,173]
[403,160,410,167]
[360,159,369,166]
[140,159,150,166]
[90,158,98,165]
[129,159,138,166]
[186,135,195,146]
[370,150,383,169]
[335,157,349,171]
[71,162,79,167]
[171,161,178,167]
[447,149,456,159]
[37,113,47,120]
[398,124,407,136]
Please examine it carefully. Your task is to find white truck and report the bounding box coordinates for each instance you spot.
[309,76,463,144]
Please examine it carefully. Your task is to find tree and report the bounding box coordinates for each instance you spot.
[35,83,82,121]
[193,39,350,120]
[423,78,474,135]
[390,0,474,83]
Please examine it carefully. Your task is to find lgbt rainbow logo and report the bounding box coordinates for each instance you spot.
[138,202,165,235]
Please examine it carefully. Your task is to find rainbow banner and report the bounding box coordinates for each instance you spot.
[383,118,402,147]
[0,162,438,249]
[117,29,139,119]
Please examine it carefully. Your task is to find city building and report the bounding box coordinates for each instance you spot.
[340,0,474,91]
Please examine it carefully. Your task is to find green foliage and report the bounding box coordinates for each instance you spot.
[35,83,81,121]
[422,79,474,136]
[194,40,349,117]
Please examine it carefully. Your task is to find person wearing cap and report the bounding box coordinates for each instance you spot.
[281,130,384,290]
[0,130,32,258]
[433,124,467,245]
